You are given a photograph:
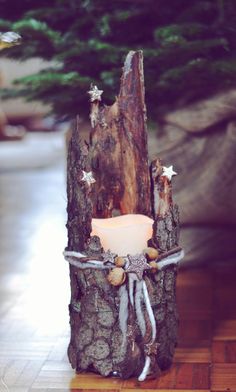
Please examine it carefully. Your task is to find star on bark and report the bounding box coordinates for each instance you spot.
[81,170,96,186]
[88,85,103,102]
[102,250,117,264]
[126,254,151,280]
[162,165,177,181]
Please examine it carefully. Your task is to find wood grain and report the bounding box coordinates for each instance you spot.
[1,133,236,391]
[89,50,151,218]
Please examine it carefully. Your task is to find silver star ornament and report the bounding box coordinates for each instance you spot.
[88,85,103,102]
[126,254,151,280]
[162,165,177,181]
[81,170,96,186]
[102,250,117,265]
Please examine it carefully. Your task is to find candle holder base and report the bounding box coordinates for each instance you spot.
[65,50,183,381]
[67,263,178,379]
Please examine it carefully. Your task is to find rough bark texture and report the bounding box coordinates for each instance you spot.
[67,264,178,377]
[151,158,180,252]
[148,266,178,370]
[90,50,151,218]
[148,158,180,369]
[66,122,93,252]
[66,51,180,379]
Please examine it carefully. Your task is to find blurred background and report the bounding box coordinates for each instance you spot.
[0,0,236,389]
[0,0,235,264]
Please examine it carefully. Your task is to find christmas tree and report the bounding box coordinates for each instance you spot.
[0,0,236,119]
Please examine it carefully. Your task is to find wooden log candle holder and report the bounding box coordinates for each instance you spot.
[64,51,184,381]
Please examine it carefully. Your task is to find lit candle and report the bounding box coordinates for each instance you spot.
[91,214,154,256]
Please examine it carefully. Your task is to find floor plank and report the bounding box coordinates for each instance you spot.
[211,363,236,391]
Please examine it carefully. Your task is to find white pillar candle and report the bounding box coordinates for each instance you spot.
[91,214,154,256]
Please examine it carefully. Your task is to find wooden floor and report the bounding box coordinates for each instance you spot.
[0,133,236,391]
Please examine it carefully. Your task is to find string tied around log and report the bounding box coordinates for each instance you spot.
[63,248,184,381]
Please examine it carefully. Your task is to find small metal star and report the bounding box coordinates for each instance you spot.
[162,165,177,181]
[102,250,117,265]
[144,341,160,356]
[81,170,96,186]
[88,85,103,102]
[126,254,151,280]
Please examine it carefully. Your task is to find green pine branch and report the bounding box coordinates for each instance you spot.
[0,0,236,118]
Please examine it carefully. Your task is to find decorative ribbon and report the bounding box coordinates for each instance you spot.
[63,250,109,269]
[138,280,157,381]
[138,249,184,381]
[63,249,184,270]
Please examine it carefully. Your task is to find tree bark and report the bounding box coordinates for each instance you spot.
[66,51,180,379]
[148,158,180,369]
[90,50,151,218]
[150,158,180,252]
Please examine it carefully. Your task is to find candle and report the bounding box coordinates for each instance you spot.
[91,214,154,256]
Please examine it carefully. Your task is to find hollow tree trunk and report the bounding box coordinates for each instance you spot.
[65,51,181,379]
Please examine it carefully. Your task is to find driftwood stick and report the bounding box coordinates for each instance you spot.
[157,246,182,261]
